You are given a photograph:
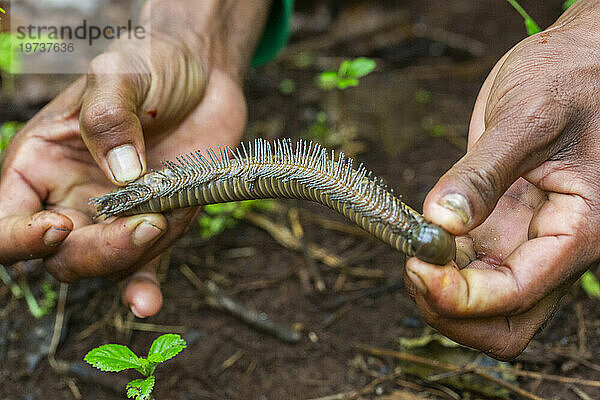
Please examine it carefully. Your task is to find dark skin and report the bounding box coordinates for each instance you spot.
[2,0,599,360]
[405,0,600,359]
[0,0,270,317]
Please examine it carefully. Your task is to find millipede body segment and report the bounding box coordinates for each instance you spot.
[91,139,455,265]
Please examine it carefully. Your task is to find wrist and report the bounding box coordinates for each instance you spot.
[141,0,272,80]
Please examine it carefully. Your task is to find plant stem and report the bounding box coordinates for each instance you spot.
[0,264,22,298]
[19,277,46,318]
[506,0,534,21]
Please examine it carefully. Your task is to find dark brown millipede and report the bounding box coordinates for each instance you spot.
[91,139,455,265]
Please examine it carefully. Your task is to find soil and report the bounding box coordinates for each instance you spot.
[1,1,599,399]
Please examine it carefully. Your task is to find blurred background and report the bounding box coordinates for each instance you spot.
[2,1,599,399]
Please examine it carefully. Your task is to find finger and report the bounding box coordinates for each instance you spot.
[0,212,73,265]
[0,163,74,264]
[406,194,591,318]
[44,213,166,282]
[424,71,566,235]
[415,287,565,360]
[79,53,149,185]
[121,254,164,318]
[44,207,197,282]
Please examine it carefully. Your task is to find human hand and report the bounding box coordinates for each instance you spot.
[404,0,600,360]
[0,0,271,317]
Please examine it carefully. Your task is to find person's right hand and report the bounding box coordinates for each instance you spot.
[0,29,249,317]
[404,0,600,360]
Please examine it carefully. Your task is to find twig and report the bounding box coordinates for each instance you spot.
[322,280,403,310]
[296,209,370,238]
[244,212,385,278]
[354,343,545,400]
[569,385,594,400]
[66,378,82,400]
[230,267,298,293]
[48,283,68,371]
[553,349,600,373]
[180,264,301,343]
[289,207,326,292]
[321,303,352,329]
[575,302,587,356]
[112,319,186,334]
[217,349,245,374]
[360,342,600,388]
[308,370,404,400]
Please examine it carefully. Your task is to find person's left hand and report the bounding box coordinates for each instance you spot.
[404,1,600,360]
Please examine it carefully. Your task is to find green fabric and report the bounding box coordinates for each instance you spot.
[251,0,293,66]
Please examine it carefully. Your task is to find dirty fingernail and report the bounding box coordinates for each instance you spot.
[406,267,428,295]
[43,226,71,246]
[132,221,163,247]
[107,144,142,184]
[439,193,471,225]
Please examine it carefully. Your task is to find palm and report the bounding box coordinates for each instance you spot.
[1,67,245,283]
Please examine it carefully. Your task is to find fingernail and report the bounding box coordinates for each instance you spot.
[43,226,71,246]
[107,144,142,184]
[130,305,144,318]
[132,221,163,247]
[438,193,471,225]
[406,267,428,295]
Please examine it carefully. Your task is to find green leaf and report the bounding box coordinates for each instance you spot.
[336,78,359,90]
[346,57,376,79]
[563,0,578,10]
[338,59,352,78]
[84,344,141,372]
[581,270,600,299]
[126,376,155,400]
[147,334,187,363]
[318,71,339,90]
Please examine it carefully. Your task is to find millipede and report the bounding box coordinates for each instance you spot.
[91,138,455,265]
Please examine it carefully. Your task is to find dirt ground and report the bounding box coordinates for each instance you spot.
[1,1,599,399]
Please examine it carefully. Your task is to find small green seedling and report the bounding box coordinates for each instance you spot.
[506,0,541,35]
[84,333,187,400]
[0,264,56,318]
[581,270,600,299]
[21,279,57,318]
[563,0,578,10]
[318,57,376,91]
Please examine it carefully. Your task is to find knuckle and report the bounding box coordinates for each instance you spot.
[45,260,79,283]
[80,103,138,143]
[458,162,503,209]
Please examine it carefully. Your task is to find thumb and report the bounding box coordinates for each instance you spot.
[79,53,149,185]
[424,99,564,235]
